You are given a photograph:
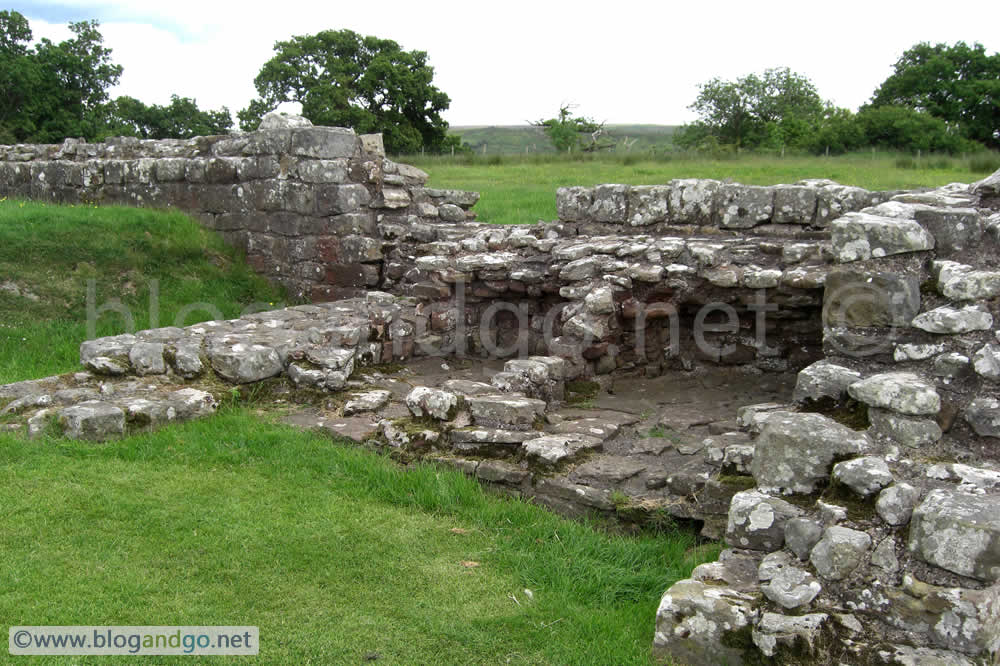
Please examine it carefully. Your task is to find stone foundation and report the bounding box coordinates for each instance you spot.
[4,120,1000,664]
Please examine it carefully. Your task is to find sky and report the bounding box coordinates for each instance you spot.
[9,0,999,128]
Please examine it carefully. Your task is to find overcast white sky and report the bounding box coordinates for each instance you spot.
[10,0,999,128]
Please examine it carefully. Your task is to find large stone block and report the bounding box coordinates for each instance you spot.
[914,208,982,256]
[713,184,774,229]
[751,412,870,494]
[908,489,1000,582]
[653,578,758,666]
[822,269,920,328]
[848,372,940,416]
[832,212,934,262]
[289,127,358,159]
[627,185,670,226]
[726,490,803,551]
[772,185,818,224]
[668,179,720,225]
[587,184,629,223]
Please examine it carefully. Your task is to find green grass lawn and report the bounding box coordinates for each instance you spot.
[405,152,997,225]
[0,411,711,664]
[0,200,284,384]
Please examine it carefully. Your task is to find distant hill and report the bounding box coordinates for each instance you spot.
[448,124,679,155]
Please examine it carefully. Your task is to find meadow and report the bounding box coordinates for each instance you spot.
[404,150,1000,225]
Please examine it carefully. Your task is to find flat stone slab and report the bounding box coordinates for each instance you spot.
[908,489,1000,582]
[522,433,602,466]
[466,394,546,428]
[848,373,940,416]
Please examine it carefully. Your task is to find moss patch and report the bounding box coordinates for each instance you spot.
[565,380,600,405]
[800,397,870,431]
[718,474,757,491]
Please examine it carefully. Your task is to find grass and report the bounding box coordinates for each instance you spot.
[0,411,713,664]
[448,124,679,155]
[0,199,284,384]
[402,150,999,225]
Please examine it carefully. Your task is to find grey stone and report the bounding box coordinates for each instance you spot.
[343,390,392,415]
[868,409,942,448]
[259,112,312,129]
[965,397,1000,437]
[756,550,794,582]
[667,178,720,225]
[893,342,946,361]
[848,372,940,416]
[79,334,136,365]
[522,433,602,466]
[627,185,670,226]
[833,456,893,496]
[1,393,52,415]
[871,537,900,573]
[714,184,773,228]
[751,412,870,494]
[972,167,1000,197]
[784,518,824,561]
[940,268,1000,301]
[761,566,822,609]
[886,575,1000,658]
[726,490,803,551]
[822,270,920,328]
[914,208,982,255]
[556,186,593,222]
[441,380,496,397]
[85,356,128,375]
[405,386,459,421]
[926,463,1000,491]
[751,612,830,659]
[476,460,529,485]
[772,185,818,224]
[932,352,970,378]
[167,388,217,420]
[466,394,546,428]
[290,126,357,159]
[653,578,758,666]
[792,360,861,403]
[58,401,125,441]
[809,526,871,581]
[907,489,1000,582]
[129,342,166,376]
[587,184,629,223]
[832,212,934,262]
[973,344,1000,380]
[171,343,204,378]
[438,203,466,222]
[209,344,282,384]
[583,286,616,314]
[911,305,993,335]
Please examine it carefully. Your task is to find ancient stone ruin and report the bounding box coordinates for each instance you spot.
[1,115,999,664]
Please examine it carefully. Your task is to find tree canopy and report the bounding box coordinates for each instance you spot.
[103,95,232,140]
[240,29,453,154]
[0,10,231,144]
[677,67,824,150]
[532,105,612,152]
[870,41,1000,149]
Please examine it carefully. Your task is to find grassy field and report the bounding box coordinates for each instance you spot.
[0,410,710,664]
[0,200,284,384]
[449,125,678,155]
[404,151,999,225]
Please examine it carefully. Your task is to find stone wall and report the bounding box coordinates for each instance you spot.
[5,119,1000,664]
[0,113,479,302]
[653,170,1000,665]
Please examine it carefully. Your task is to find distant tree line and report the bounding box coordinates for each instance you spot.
[0,12,458,153]
[0,10,231,144]
[675,42,1000,154]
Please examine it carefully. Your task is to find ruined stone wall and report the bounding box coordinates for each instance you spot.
[0,116,479,302]
[653,170,1000,665]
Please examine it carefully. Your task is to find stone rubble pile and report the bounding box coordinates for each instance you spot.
[653,169,1000,665]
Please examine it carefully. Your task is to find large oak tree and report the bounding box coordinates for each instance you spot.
[239,29,452,154]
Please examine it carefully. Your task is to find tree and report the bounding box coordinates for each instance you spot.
[871,41,1000,149]
[0,10,37,143]
[677,67,824,150]
[532,104,611,152]
[103,95,232,139]
[239,29,452,154]
[0,11,121,144]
